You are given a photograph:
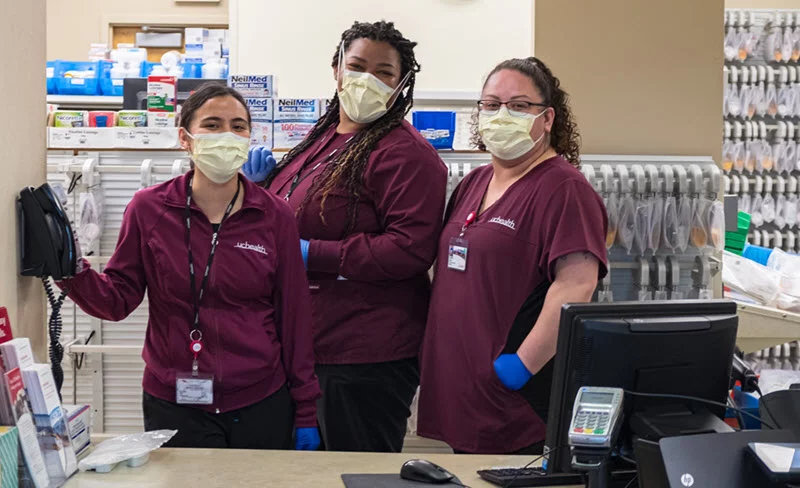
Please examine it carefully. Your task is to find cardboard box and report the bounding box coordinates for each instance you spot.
[228,75,275,98]
[147,76,177,112]
[274,99,321,149]
[62,404,91,456]
[185,28,208,45]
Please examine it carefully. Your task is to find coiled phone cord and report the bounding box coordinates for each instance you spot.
[43,277,68,398]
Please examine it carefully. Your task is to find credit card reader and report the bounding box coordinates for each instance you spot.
[568,387,625,488]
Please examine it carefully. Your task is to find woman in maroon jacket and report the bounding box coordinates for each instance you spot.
[418,57,608,454]
[243,21,447,453]
[62,84,321,450]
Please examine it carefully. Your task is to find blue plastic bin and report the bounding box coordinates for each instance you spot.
[413,111,456,149]
[46,61,57,94]
[97,61,124,96]
[54,60,102,95]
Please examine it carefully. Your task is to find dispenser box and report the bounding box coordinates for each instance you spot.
[274,99,321,149]
[228,75,275,98]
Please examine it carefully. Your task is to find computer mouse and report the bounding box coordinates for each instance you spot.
[400,459,455,484]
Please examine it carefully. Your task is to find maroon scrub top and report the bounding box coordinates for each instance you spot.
[418,156,608,454]
[269,121,448,364]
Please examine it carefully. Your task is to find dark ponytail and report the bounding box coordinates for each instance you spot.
[470,57,581,167]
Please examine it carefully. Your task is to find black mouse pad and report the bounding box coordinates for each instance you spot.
[342,474,465,488]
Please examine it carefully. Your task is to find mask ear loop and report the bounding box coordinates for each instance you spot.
[385,70,413,109]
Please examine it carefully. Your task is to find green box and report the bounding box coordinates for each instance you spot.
[0,427,19,488]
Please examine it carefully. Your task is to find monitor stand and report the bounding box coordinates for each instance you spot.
[629,405,734,440]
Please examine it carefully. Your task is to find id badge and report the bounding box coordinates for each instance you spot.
[448,237,469,272]
[176,372,214,405]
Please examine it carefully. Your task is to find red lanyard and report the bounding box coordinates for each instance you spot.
[459,211,477,237]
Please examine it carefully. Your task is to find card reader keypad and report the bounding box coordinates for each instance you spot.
[573,410,610,435]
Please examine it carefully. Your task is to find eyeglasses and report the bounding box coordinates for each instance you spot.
[477,100,548,115]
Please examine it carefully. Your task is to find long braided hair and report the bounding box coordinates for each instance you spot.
[266,21,420,234]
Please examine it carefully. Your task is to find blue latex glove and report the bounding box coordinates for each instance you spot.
[241,146,277,183]
[300,239,310,269]
[494,353,533,391]
[295,427,321,451]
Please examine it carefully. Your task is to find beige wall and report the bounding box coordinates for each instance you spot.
[46,0,229,60]
[0,0,47,355]
[535,0,725,164]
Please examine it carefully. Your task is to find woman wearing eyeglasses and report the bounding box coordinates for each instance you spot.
[417,57,608,454]
[242,21,447,453]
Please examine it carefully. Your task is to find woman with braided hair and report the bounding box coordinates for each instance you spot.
[418,57,608,454]
[242,21,447,452]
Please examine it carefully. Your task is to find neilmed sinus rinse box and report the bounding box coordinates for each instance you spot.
[274,99,321,149]
[245,97,274,148]
[228,75,275,98]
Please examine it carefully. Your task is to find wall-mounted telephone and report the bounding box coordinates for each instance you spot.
[18,182,76,396]
[18,183,77,281]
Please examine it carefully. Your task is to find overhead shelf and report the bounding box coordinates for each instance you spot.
[47,95,123,109]
[736,302,800,353]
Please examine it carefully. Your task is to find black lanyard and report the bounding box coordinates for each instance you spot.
[184,175,241,340]
[284,136,354,201]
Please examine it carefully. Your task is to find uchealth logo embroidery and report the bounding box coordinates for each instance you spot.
[488,216,516,231]
[235,242,268,256]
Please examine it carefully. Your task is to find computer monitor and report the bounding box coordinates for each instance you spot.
[543,300,739,475]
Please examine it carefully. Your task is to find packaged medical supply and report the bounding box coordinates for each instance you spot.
[0,338,35,370]
[62,404,92,456]
[117,110,148,127]
[78,430,177,473]
[274,99,321,149]
[185,28,209,46]
[723,250,781,305]
[52,111,89,128]
[147,76,177,112]
[0,426,19,488]
[228,75,275,98]
[89,111,116,128]
[244,98,274,147]
[147,112,176,128]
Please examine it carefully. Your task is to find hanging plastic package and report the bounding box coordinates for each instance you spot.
[767,83,779,117]
[722,141,734,173]
[77,187,103,257]
[785,140,797,173]
[765,31,782,62]
[793,26,800,61]
[786,195,798,228]
[744,140,758,174]
[691,196,711,249]
[676,196,693,252]
[747,84,759,119]
[633,196,652,254]
[775,141,788,174]
[733,141,745,173]
[744,31,761,60]
[661,195,679,252]
[760,142,775,173]
[728,84,742,117]
[775,194,787,229]
[783,27,795,63]
[740,193,752,214]
[79,430,177,473]
[762,193,777,223]
[604,192,619,250]
[649,195,663,252]
[756,82,768,117]
[616,194,636,254]
[707,201,725,252]
[724,29,739,61]
[751,194,765,227]
[778,85,795,117]
[741,85,753,119]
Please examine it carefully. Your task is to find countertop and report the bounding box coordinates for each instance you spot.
[64,448,580,488]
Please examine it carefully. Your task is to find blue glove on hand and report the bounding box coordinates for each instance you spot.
[300,239,310,269]
[242,146,277,183]
[295,427,321,451]
[494,353,533,391]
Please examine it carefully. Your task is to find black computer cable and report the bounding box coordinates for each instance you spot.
[754,385,777,430]
[623,390,777,430]
[623,474,638,488]
[501,446,562,488]
[727,396,747,430]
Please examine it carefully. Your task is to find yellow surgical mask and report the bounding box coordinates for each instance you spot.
[186,132,250,184]
[338,70,396,124]
[478,106,547,161]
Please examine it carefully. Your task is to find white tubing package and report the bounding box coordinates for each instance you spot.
[78,430,177,473]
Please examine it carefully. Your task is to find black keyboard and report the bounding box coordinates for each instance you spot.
[476,467,582,487]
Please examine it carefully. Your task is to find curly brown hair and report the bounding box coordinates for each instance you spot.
[265,21,420,235]
[470,56,581,167]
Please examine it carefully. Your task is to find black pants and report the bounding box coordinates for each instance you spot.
[316,358,419,453]
[142,385,294,449]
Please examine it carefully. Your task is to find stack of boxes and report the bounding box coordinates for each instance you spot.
[184,28,229,64]
[228,75,275,148]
